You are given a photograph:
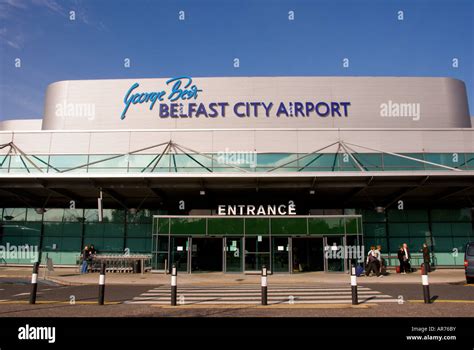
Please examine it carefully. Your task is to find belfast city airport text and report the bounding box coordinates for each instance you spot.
[155,101,351,118]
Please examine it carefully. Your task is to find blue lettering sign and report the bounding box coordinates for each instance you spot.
[166,76,202,102]
[120,76,351,121]
[121,77,202,120]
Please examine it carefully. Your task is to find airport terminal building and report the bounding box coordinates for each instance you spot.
[0,76,473,273]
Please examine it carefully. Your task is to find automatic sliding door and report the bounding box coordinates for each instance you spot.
[272,237,289,273]
[292,238,324,272]
[324,236,345,272]
[225,237,243,272]
[191,238,223,272]
[244,236,270,272]
[170,237,189,273]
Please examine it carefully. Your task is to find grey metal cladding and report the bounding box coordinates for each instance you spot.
[39,76,471,130]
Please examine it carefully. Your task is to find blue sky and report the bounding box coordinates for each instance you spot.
[0,0,473,120]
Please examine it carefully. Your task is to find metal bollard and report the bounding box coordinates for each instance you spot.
[421,263,431,304]
[98,262,106,305]
[171,264,177,306]
[29,262,40,304]
[261,265,268,305]
[351,264,358,305]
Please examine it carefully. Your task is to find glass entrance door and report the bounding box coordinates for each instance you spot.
[272,237,290,273]
[324,236,345,272]
[291,238,324,272]
[244,236,270,272]
[191,238,223,272]
[225,237,243,272]
[170,237,189,273]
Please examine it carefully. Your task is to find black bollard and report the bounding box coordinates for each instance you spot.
[98,262,106,305]
[351,264,358,305]
[171,264,177,306]
[421,263,431,304]
[261,265,268,305]
[29,262,40,304]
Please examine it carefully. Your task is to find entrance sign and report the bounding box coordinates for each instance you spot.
[217,204,296,216]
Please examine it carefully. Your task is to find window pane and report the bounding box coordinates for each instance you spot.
[364,223,386,237]
[431,209,471,222]
[208,218,243,236]
[127,223,152,237]
[271,218,306,235]
[245,218,270,235]
[43,209,84,222]
[170,218,206,235]
[388,223,409,237]
[257,154,297,168]
[2,208,27,221]
[308,217,345,235]
[383,153,425,170]
[84,209,124,223]
[48,155,88,170]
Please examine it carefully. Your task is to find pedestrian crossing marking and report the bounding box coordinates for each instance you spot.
[12,292,42,297]
[125,284,398,305]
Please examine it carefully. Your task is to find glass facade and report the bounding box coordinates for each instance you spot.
[152,216,362,273]
[0,208,155,265]
[362,208,473,267]
[0,208,472,270]
[2,152,473,173]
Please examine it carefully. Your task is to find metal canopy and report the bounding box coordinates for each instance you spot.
[0,139,473,209]
[0,139,468,174]
[0,172,474,209]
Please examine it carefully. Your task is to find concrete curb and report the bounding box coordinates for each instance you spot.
[41,276,468,286]
[1,267,467,286]
[44,277,88,286]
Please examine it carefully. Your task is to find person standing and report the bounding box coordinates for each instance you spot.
[80,246,89,274]
[88,244,97,272]
[365,246,381,277]
[397,246,405,274]
[402,243,411,274]
[421,243,431,273]
[376,245,385,275]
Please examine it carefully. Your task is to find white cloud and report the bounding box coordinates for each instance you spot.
[31,0,65,16]
[0,27,24,49]
[0,0,109,50]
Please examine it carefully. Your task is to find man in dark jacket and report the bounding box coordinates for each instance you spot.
[401,243,411,274]
[80,246,89,274]
[89,245,97,257]
[397,246,406,274]
[421,243,431,273]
